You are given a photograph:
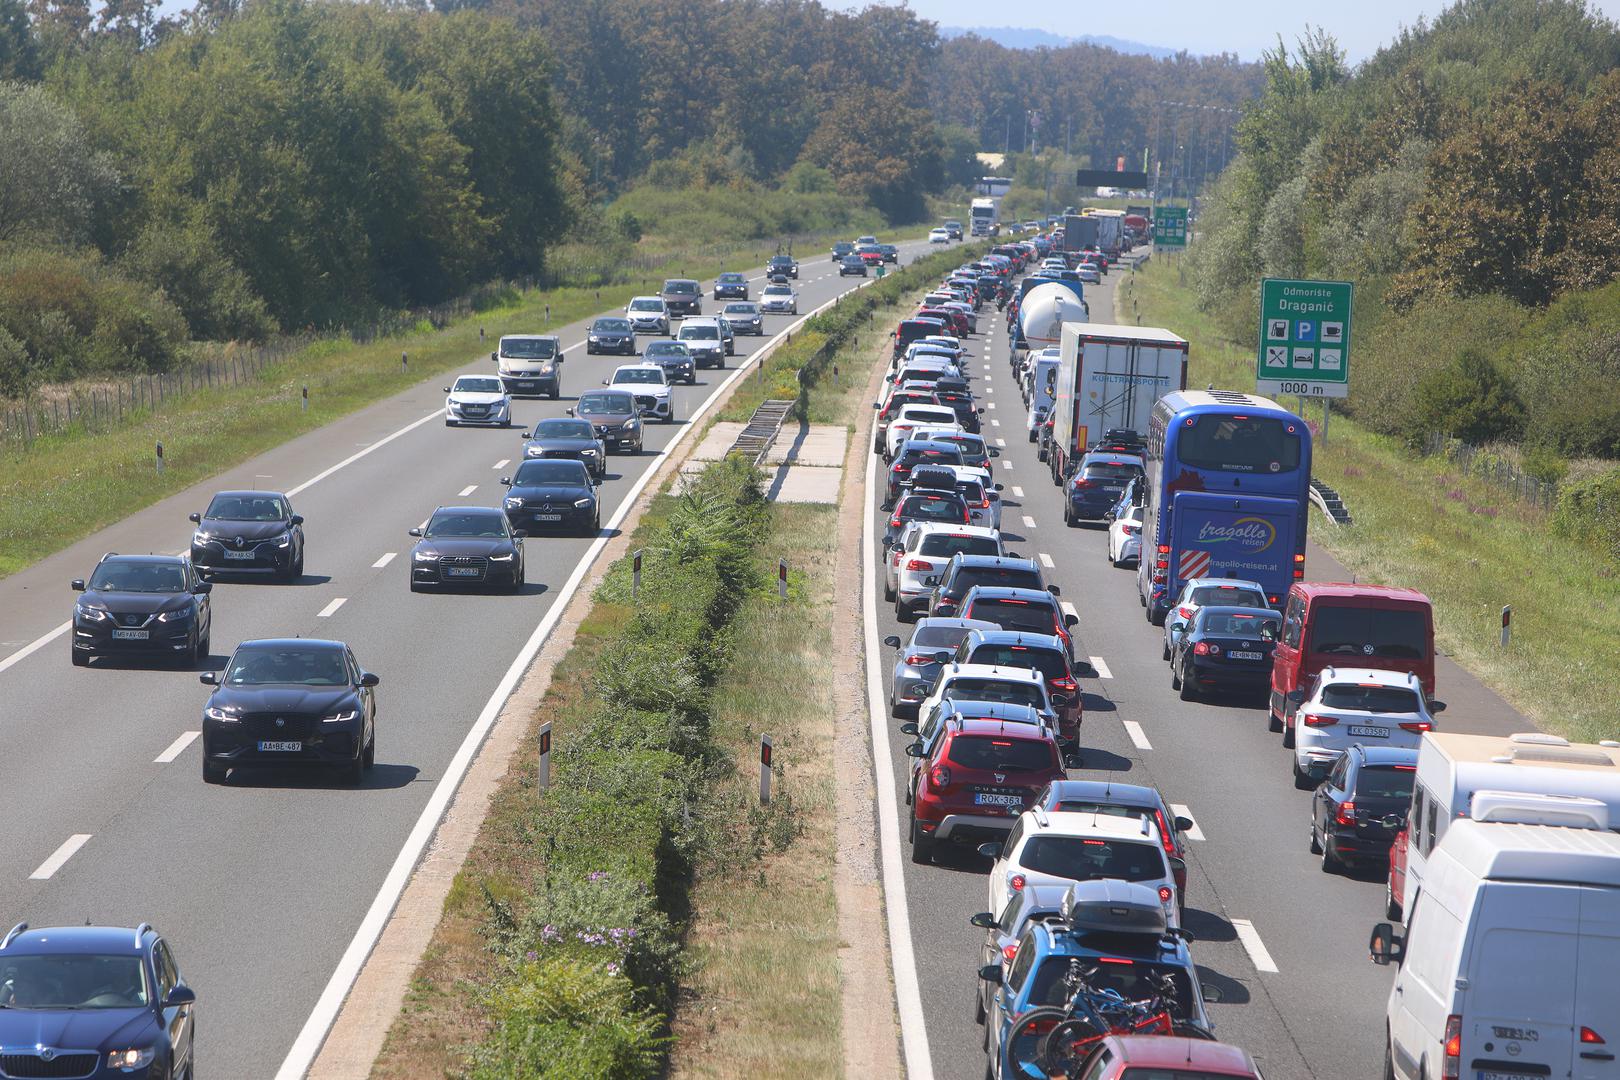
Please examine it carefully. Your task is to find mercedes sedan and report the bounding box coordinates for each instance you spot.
[409,506,525,592]
[502,459,600,536]
[521,417,607,478]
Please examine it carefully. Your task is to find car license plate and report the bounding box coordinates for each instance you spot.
[111,628,149,640]
[258,740,301,752]
[224,550,256,560]
[1228,650,1263,660]
[447,567,481,578]
[537,514,563,522]
[1347,725,1389,738]
[974,793,1022,807]
[1478,1072,1542,1080]
[924,575,941,586]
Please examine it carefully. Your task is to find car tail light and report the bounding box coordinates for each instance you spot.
[1399,721,1433,733]
[1443,1015,1461,1079]
[1193,641,1220,655]
[1009,873,1026,892]
[1156,886,1174,904]
[930,765,952,791]
[1121,524,1137,535]
[1001,943,1019,962]
[905,559,932,571]
[904,654,940,666]
[1336,800,1357,827]
[890,516,902,527]
[1071,478,1093,489]
[1051,677,1077,693]
[1178,606,1193,619]
[1302,713,1337,727]
[1582,1027,1606,1045]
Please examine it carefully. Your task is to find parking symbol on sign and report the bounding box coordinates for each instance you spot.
[1265,346,1288,368]
[1295,320,1316,342]
[1318,349,1342,371]
[1322,321,1344,343]
[1267,319,1290,341]
[1292,348,1315,369]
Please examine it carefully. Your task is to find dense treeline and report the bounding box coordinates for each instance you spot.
[1190,0,1620,458]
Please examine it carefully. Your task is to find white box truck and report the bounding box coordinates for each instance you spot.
[1047,323,1188,484]
[970,197,1001,236]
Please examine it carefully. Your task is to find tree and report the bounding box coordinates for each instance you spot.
[0,0,40,79]
[0,81,117,244]
[800,88,941,222]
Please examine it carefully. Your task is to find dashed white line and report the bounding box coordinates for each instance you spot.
[457,484,478,497]
[1022,515,1037,529]
[1089,655,1113,679]
[1038,552,1055,568]
[1012,486,1025,497]
[1122,720,1153,750]
[154,731,200,764]
[995,438,1007,447]
[991,418,1001,427]
[492,459,509,470]
[30,834,91,880]
[316,597,347,618]
[372,553,396,569]
[1001,460,1014,470]
[986,401,996,409]
[1232,918,1280,973]
[1170,804,1206,841]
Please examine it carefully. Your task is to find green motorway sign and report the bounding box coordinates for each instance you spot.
[1156,206,1187,250]
[1256,278,1352,399]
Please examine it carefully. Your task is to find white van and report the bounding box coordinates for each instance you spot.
[1372,820,1620,1080]
[1026,353,1061,442]
[494,334,564,399]
[1391,731,1620,920]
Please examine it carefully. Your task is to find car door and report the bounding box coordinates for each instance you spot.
[1575,886,1620,1078]
[1461,885,1579,1080]
[1315,754,1349,840]
[154,940,192,1072]
[189,563,210,638]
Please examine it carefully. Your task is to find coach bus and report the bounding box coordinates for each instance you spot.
[1137,390,1312,625]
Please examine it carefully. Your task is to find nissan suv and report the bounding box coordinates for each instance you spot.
[71,554,212,667]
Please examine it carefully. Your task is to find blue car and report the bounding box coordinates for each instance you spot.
[1064,452,1144,526]
[979,880,1210,1080]
[0,923,196,1079]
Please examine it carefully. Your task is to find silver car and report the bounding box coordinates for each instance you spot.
[625,295,670,335]
[722,301,764,335]
[1162,577,1269,661]
[885,522,1003,619]
[760,282,799,315]
[882,618,998,717]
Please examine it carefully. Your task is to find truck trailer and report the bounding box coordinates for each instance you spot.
[1048,323,1188,484]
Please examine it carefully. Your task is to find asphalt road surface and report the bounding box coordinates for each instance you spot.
[0,236,944,1078]
[861,249,1532,1080]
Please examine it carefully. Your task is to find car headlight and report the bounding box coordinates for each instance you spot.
[413,550,439,562]
[276,530,293,547]
[323,710,357,724]
[588,334,599,341]
[157,608,192,622]
[76,603,110,622]
[489,552,516,562]
[204,706,239,722]
[622,418,638,430]
[107,1048,155,1070]
[192,530,211,544]
[573,497,594,508]
[580,448,597,455]
[504,497,523,508]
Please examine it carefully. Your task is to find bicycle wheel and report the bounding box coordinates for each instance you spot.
[1002,1007,1071,1080]
[1039,1014,1107,1076]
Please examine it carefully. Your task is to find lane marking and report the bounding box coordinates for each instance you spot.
[1089,655,1113,679]
[372,553,396,569]
[986,401,996,409]
[0,623,71,677]
[316,597,347,618]
[492,459,509,470]
[154,731,200,764]
[286,409,442,499]
[457,484,478,497]
[30,834,91,880]
[995,438,1006,447]
[1012,485,1024,498]
[1038,552,1055,568]
[1232,918,1280,973]
[990,418,1001,427]
[1022,515,1037,529]
[1170,804,1205,841]
[1122,720,1153,750]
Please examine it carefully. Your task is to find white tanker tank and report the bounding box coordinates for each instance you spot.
[1015,280,1089,352]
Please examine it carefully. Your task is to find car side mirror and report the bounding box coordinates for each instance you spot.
[1047,585,1061,597]
[520,430,532,439]
[199,672,218,686]
[165,982,197,1008]
[188,512,201,523]
[1173,926,1197,943]
[71,579,86,591]
[194,581,212,595]
[1049,694,1069,708]
[990,447,1000,458]
[1063,612,1079,629]
[993,483,1004,492]
[565,408,575,417]
[903,741,926,758]
[883,634,901,648]
[969,911,997,929]
[1286,688,1308,705]
[908,682,933,698]
[933,651,953,664]
[602,378,610,385]
[1369,922,1405,966]
[872,401,881,409]
[360,672,380,688]
[290,514,304,526]
[490,351,498,362]
[1174,816,1195,833]
[976,841,1002,860]
[899,722,919,736]
[1429,700,1447,714]
[443,386,452,393]
[512,530,526,539]
[978,964,1004,985]
[409,528,423,538]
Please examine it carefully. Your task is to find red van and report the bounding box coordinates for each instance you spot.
[1268,582,1435,737]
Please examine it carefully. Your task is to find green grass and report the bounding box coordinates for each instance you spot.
[1124,255,1620,743]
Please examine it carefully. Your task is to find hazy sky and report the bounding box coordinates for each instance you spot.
[831,0,1620,61]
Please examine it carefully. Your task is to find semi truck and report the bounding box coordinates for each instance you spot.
[1047,323,1188,483]
[1061,214,1099,264]
[970,197,1001,236]
[1010,279,1087,354]
[1087,209,1127,257]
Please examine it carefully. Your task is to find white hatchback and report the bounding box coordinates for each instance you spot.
[886,404,962,458]
[980,807,1181,926]
[1107,503,1144,567]
[1288,667,1442,789]
[885,522,1003,620]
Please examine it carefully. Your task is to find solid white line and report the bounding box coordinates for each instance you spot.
[316,597,347,618]
[1039,552,1055,568]
[861,402,937,1080]
[275,267,876,1080]
[457,484,478,497]
[492,459,509,470]
[1122,720,1153,750]
[1170,803,1206,841]
[30,834,91,880]
[371,553,396,569]
[154,731,200,764]
[0,622,71,677]
[1232,918,1280,973]
[1022,515,1037,529]
[1012,486,1024,498]
[1090,655,1113,679]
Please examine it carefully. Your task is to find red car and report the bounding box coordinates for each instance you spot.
[857,244,885,266]
[905,711,1066,864]
[918,305,971,338]
[1072,1035,1263,1079]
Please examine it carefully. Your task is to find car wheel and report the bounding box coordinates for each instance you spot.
[1383,1037,1398,1080]
[71,646,89,667]
[444,419,454,427]
[1321,834,1341,874]
[550,386,559,400]
[1282,722,1296,749]
[1309,820,1323,855]
[883,578,895,602]
[344,752,364,785]
[1178,662,1196,701]
[895,600,914,624]
[586,344,594,355]
[908,811,933,864]
[1293,757,1316,790]
[1161,637,1172,661]
[1170,659,1182,690]
[1148,606,1165,627]
[409,580,424,593]
[1269,708,1284,733]
[203,759,227,785]
[363,728,376,769]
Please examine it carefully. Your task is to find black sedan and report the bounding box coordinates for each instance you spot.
[200,638,377,784]
[838,254,868,277]
[502,459,600,536]
[71,554,212,667]
[188,489,305,580]
[409,506,525,592]
[521,417,607,479]
[645,339,698,383]
[571,390,644,454]
[585,316,637,356]
[1311,744,1418,874]
[767,254,799,279]
[714,272,749,299]
[880,243,899,263]
[1170,605,1282,701]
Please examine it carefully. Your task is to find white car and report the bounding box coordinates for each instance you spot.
[759,282,799,314]
[1288,667,1441,789]
[444,374,512,427]
[1107,503,1144,567]
[918,335,963,355]
[1076,263,1101,284]
[605,364,675,423]
[624,295,670,335]
[948,464,1002,530]
[980,807,1182,926]
[910,662,1059,745]
[885,522,1003,620]
[929,228,950,243]
[886,404,962,458]
[1162,577,1269,662]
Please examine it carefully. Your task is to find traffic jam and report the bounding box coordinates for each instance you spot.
[864,216,1620,1080]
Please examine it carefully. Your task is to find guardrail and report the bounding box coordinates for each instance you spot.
[1309,478,1353,526]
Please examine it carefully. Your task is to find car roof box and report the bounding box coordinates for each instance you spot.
[1060,879,1167,936]
[1470,790,1610,830]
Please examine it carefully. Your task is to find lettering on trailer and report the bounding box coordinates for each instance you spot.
[1179,549,1212,580]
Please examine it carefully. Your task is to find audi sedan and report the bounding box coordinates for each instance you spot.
[200,637,377,783]
[189,489,305,580]
[501,459,599,536]
[71,554,211,667]
[520,417,606,479]
[409,506,525,592]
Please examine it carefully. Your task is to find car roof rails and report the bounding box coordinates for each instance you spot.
[1,922,27,949]
[133,922,152,947]
[100,552,118,561]
[1031,805,1050,828]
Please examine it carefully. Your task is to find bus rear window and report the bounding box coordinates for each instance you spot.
[1310,605,1428,659]
[1178,415,1301,473]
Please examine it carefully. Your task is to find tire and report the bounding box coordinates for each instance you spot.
[71,645,89,667]
[1148,606,1166,627]
[1002,1006,1075,1080]
[1040,1015,1107,1078]
[1309,820,1323,855]
[1282,723,1296,749]
[1383,1037,1398,1080]
[1170,659,1182,690]
[1321,834,1341,874]
[883,578,896,602]
[1161,637,1172,661]
[1293,757,1316,790]
[549,386,559,400]
[1386,878,1403,922]
[409,580,424,593]
[908,811,934,864]
[344,752,364,786]
[586,344,595,355]
[202,759,227,785]
[895,600,914,624]
[1178,661,1196,701]
[363,728,376,769]
[1269,708,1284,733]
[290,550,304,580]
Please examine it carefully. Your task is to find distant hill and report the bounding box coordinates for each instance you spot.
[939,26,1180,58]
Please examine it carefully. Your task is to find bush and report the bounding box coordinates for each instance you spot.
[1410,347,1525,445]
[119,220,277,342]
[1553,467,1620,561]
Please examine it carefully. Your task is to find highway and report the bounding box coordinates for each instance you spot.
[0,237,940,1077]
[860,249,1532,1079]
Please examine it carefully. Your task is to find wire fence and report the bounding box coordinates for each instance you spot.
[1422,432,1559,510]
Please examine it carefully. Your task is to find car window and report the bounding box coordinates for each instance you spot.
[1191,586,1266,609]
[953,568,1043,593]
[533,418,594,439]
[1199,612,1280,637]
[970,645,1068,679]
[454,377,503,393]
[628,299,663,311]
[947,735,1053,772]
[912,626,975,650]
[645,343,688,357]
[1178,413,1302,473]
[224,645,348,686]
[593,318,631,332]
[153,941,177,997]
[575,393,632,416]
[1077,1046,1116,1080]
[724,304,757,314]
[942,677,1044,710]
[1355,765,1417,800]
[1081,463,1142,481]
[919,534,1000,559]
[1328,754,1350,789]
[899,496,965,522]
[612,369,665,385]
[997,895,1026,934]
[204,494,288,521]
[1053,801,1153,827]
[88,562,187,594]
[501,338,556,359]
[1020,837,1164,883]
[1026,957,1193,1017]
[968,598,1057,635]
[0,954,150,1009]
[1005,929,1038,991]
[679,326,719,340]
[663,281,698,294]
[1310,605,1428,659]
[1320,685,1421,713]
[515,461,589,485]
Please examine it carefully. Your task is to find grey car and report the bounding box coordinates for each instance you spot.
[723,302,764,335]
[881,617,998,718]
[586,316,637,356]
[520,416,607,479]
[569,389,643,454]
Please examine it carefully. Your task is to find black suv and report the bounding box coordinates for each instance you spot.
[767,254,799,279]
[659,278,702,317]
[71,554,212,667]
[188,489,305,580]
[839,254,868,277]
[927,555,1052,618]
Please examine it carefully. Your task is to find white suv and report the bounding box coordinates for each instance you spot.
[886,523,1003,621]
[605,364,675,423]
[1287,666,1442,789]
[908,662,1059,738]
[676,318,728,368]
[979,807,1181,925]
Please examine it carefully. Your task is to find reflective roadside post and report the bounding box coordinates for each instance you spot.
[1501,606,1512,649]
[302,385,309,412]
[156,441,164,475]
[778,558,788,600]
[759,735,773,804]
[401,351,408,374]
[632,549,643,601]
[537,721,552,790]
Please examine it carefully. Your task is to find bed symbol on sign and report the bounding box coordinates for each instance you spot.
[1265,346,1289,368]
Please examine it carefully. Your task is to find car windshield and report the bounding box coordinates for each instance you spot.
[680,326,718,340]
[899,496,963,522]
[1199,612,1280,638]
[88,562,186,593]
[1190,585,1266,609]
[1355,765,1417,800]
[204,494,287,522]
[900,409,958,427]
[663,281,697,295]
[1178,413,1302,473]
[719,274,744,283]
[968,645,1068,679]
[502,338,556,360]
[613,369,665,385]
[1027,957,1192,1016]
[577,393,631,416]
[1020,836,1163,883]
[942,678,1043,709]
[947,736,1052,772]
[725,304,757,314]
[629,299,663,312]
[920,534,999,559]
[1320,685,1422,713]
[532,419,594,439]
[900,449,964,469]
[425,512,509,539]
[1310,605,1428,659]
[0,954,149,1009]
[454,377,502,393]
[952,567,1043,594]
[225,645,348,686]
[593,318,630,333]
[970,598,1057,634]
[645,343,688,357]
[515,461,588,486]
